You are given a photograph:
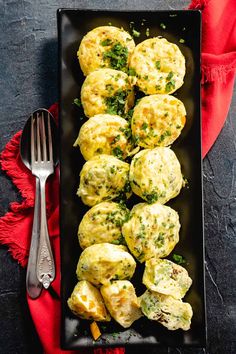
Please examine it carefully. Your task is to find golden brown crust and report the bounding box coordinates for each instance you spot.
[129,37,185,95]
[131,95,186,148]
[81,68,134,118]
[78,26,135,75]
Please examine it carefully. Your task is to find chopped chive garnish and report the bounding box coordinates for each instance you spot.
[172,254,186,265]
[132,28,141,38]
[155,60,161,70]
[100,38,113,46]
[74,98,82,107]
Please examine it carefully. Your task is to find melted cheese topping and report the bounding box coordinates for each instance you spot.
[78,26,135,75]
[67,280,110,321]
[101,280,142,328]
[129,147,183,204]
[81,68,134,118]
[74,114,133,160]
[77,154,131,207]
[139,290,193,331]
[76,243,136,286]
[122,202,180,262]
[129,37,185,95]
[78,201,129,249]
[143,258,192,299]
[131,94,186,148]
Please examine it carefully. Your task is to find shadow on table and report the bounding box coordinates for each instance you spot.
[36,38,58,109]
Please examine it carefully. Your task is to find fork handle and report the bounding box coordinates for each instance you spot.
[36,177,55,289]
[26,177,43,298]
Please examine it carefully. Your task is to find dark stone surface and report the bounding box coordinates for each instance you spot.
[0,1,235,353]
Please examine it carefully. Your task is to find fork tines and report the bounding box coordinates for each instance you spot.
[31,111,53,164]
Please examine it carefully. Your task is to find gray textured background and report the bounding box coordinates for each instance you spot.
[0,0,235,353]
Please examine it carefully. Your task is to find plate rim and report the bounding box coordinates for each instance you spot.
[57,7,207,350]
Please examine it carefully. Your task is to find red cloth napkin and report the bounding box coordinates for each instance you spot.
[0,0,236,353]
[188,0,236,156]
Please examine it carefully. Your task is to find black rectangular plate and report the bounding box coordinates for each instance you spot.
[58,9,206,350]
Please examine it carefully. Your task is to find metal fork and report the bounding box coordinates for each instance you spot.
[31,112,55,289]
